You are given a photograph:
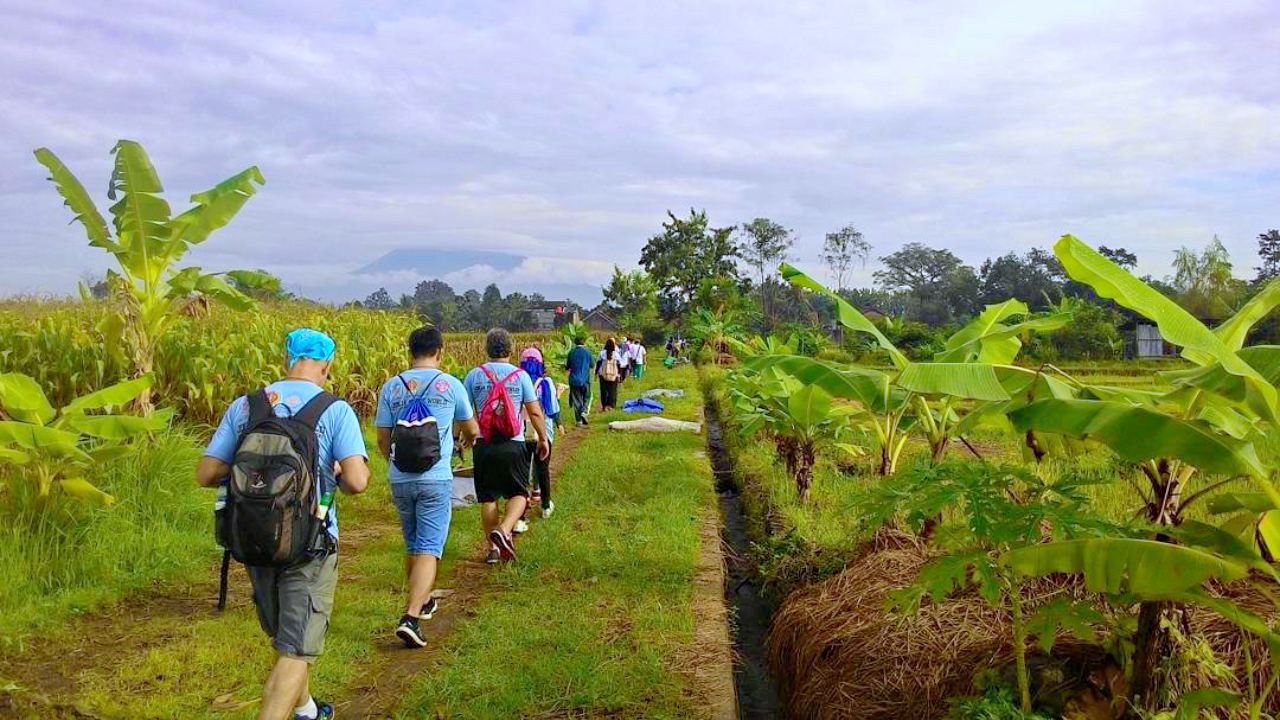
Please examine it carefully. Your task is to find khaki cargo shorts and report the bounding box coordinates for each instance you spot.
[247,553,338,663]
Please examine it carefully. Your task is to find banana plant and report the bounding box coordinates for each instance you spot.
[779,264,1072,466]
[727,366,861,503]
[689,306,744,363]
[1004,235,1280,713]
[0,373,170,504]
[35,140,267,413]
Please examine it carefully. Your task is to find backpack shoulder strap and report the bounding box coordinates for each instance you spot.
[397,374,413,393]
[480,365,499,384]
[500,368,524,384]
[294,391,339,430]
[246,390,273,425]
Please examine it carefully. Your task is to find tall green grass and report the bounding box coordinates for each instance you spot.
[0,429,209,650]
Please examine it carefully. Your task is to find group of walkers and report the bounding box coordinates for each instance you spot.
[196,326,594,720]
[564,334,647,417]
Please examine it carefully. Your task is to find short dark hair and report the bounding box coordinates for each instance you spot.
[485,328,512,359]
[408,326,444,358]
[574,335,585,345]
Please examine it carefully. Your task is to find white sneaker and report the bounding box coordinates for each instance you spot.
[513,519,529,534]
[542,501,555,518]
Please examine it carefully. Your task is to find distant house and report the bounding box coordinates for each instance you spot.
[1135,323,1170,358]
[527,300,570,331]
[583,308,619,332]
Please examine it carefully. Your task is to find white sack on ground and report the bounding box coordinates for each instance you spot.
[642,388,686,399]
[608,417,702,433]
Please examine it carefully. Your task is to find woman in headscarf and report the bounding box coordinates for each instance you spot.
[519,347,560,521]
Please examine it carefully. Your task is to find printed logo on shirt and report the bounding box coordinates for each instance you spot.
[267,391,281,406]
[434,379,450,394]
[407,378,419,392]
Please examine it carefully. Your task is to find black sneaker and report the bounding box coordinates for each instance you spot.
[396,615,427,648]
[485,548,500,565]
[419,597,438,620]
[489,529,517,562]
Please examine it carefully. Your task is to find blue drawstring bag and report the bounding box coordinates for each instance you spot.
[391,373,442,473]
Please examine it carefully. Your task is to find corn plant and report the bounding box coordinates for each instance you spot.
[34,140,267,413]
[0,373,169,504]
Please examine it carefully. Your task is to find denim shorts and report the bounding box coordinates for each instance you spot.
[391,480,452,557]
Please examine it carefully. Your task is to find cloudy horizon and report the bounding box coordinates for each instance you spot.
[1,0,1278,303]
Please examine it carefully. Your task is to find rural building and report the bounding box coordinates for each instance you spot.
[527,300,570,330]
[583,308,619,332]
[1134,323,1171,358]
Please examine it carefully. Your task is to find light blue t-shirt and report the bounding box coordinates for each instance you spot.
[204,380,367,542]
[463,362,538,438]
[532,376,560,445]
[374,369,474,484]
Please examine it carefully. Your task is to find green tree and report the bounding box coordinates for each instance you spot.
[1098,245,1138,269]
[412,279,459,329]
[602,267,659,327]
[35,140,266,413]
[875,242,980,325]
[1172,236,1243,320]
[1254,229,1280,284]
[978,251,1063,310]
[364,287,394,310]
[821,224,870,292]
[639,209,739,320]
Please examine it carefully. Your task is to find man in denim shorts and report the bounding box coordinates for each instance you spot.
[376,326,478,648]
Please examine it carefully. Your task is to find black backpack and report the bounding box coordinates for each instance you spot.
[390,373,443,474]
[216,390,336,610]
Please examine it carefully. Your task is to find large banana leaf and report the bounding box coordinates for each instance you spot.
[779,263,908,369]
[0,421,86,460]
[744,355,910,412]
[1008,399,1265,478]
[33,148,119,254]
[108,140,172,278]
[62,375,153,415]
[166,269,255,311]
[0,373,55,425]
[1002,538,1249,595]
[1215,278,1280,352]
[64,413,170,440]
[58,477,115,506]
[1162,347,1280,414]
[1055,235,1277,421]
[170,166,265,247]
[936,301,1072,364]
[895,363,1011,401]
[787,384,832,429]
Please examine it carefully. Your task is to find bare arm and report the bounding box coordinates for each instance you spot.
[376,427,392,459]
[337,455,370,494]
[196,456,230,488]
[523,400,550,459]
[456,417,480,450]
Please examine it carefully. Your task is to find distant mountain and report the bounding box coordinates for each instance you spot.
[357,249,524,276]
[339,248,603,306]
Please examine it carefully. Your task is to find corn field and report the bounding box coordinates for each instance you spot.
[0,300,581,424]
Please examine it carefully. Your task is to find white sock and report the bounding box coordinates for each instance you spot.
[295,696,318,719]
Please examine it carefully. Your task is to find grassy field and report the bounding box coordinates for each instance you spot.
[0,363,724,719]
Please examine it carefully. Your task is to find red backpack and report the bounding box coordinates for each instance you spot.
[476,366,524,442]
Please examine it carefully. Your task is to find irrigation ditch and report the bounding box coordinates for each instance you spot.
[704,396,783,719]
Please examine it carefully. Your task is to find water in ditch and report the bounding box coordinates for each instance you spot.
[706,406,783,719]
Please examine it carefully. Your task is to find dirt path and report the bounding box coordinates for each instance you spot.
[0,427,591,720]
[337,425,589,719]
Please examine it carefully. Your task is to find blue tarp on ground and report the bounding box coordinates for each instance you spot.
[622,397,665,414]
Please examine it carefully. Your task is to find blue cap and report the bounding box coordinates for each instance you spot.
[286,328,336,367]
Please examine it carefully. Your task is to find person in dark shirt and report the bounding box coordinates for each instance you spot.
[564,335,593,426]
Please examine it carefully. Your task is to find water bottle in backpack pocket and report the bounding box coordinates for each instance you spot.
[390,373,443,474]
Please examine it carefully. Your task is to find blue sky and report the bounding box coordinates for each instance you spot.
[1,0,1278,302]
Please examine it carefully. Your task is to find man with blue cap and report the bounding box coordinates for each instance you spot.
[196,328,369,720]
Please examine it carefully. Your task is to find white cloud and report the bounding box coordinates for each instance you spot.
[1,0,1278,297]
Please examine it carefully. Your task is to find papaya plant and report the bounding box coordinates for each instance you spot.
[34,140,268,412]
[0,373,170,504]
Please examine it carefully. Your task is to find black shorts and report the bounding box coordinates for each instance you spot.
[473,439,531,503]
